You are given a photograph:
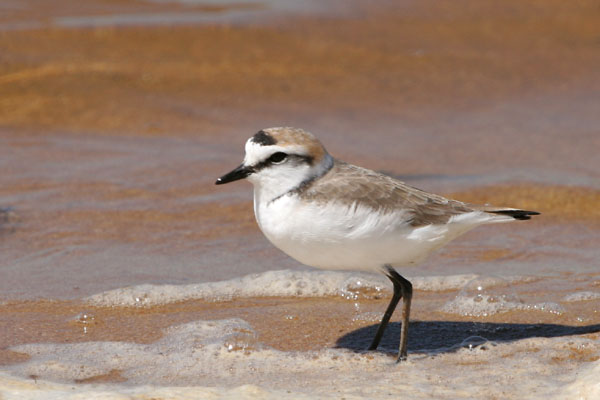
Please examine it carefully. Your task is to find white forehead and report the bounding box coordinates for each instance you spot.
[243,139,310,166]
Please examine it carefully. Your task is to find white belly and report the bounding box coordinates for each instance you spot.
[254,194,482,272]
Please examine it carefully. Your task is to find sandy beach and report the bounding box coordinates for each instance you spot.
[1,0,599,398]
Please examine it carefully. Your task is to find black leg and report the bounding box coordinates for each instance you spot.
[393,269,412,362]
[368,270,402,351]
[368,265,413,362]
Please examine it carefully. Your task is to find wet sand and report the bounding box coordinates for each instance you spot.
[1,0,600,395]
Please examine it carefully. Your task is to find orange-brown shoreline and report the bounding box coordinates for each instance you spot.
[1,0,599,137]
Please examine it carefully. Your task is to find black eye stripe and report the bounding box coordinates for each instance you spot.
[252,154,314,172]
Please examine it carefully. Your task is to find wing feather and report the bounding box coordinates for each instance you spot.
[298,161,473,226]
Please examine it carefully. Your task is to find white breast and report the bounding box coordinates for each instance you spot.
[253,192,486,272]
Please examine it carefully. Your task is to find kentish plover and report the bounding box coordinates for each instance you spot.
[216,127,539,361]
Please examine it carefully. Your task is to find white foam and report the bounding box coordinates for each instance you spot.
[563,291,600,302]
[8,319,392,387]
[4,318,600,399]
[441,295,565,317]
[441,275,564,317]
[0,371,314,400]
[85,269,529,307]
[562,358,600,399]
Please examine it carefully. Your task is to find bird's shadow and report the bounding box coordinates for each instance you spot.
[336,321,600,355]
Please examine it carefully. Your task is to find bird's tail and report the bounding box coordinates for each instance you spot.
[472,205,540,221]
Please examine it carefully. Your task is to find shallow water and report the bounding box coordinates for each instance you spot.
[1,127,598,299]
[1,0,600,398]
[0,0,355,31]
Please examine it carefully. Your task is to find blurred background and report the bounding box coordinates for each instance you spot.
[1,0,599,299]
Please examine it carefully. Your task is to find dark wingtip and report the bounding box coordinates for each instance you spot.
[490,210,540,220]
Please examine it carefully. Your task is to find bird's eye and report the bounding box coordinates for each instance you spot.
[268,152,287,164]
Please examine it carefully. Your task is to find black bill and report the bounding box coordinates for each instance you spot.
[215,164,253,185]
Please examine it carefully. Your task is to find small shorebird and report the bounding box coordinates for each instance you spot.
[215,127,539,361]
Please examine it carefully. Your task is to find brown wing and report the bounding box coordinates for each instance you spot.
[299,161,474,226]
